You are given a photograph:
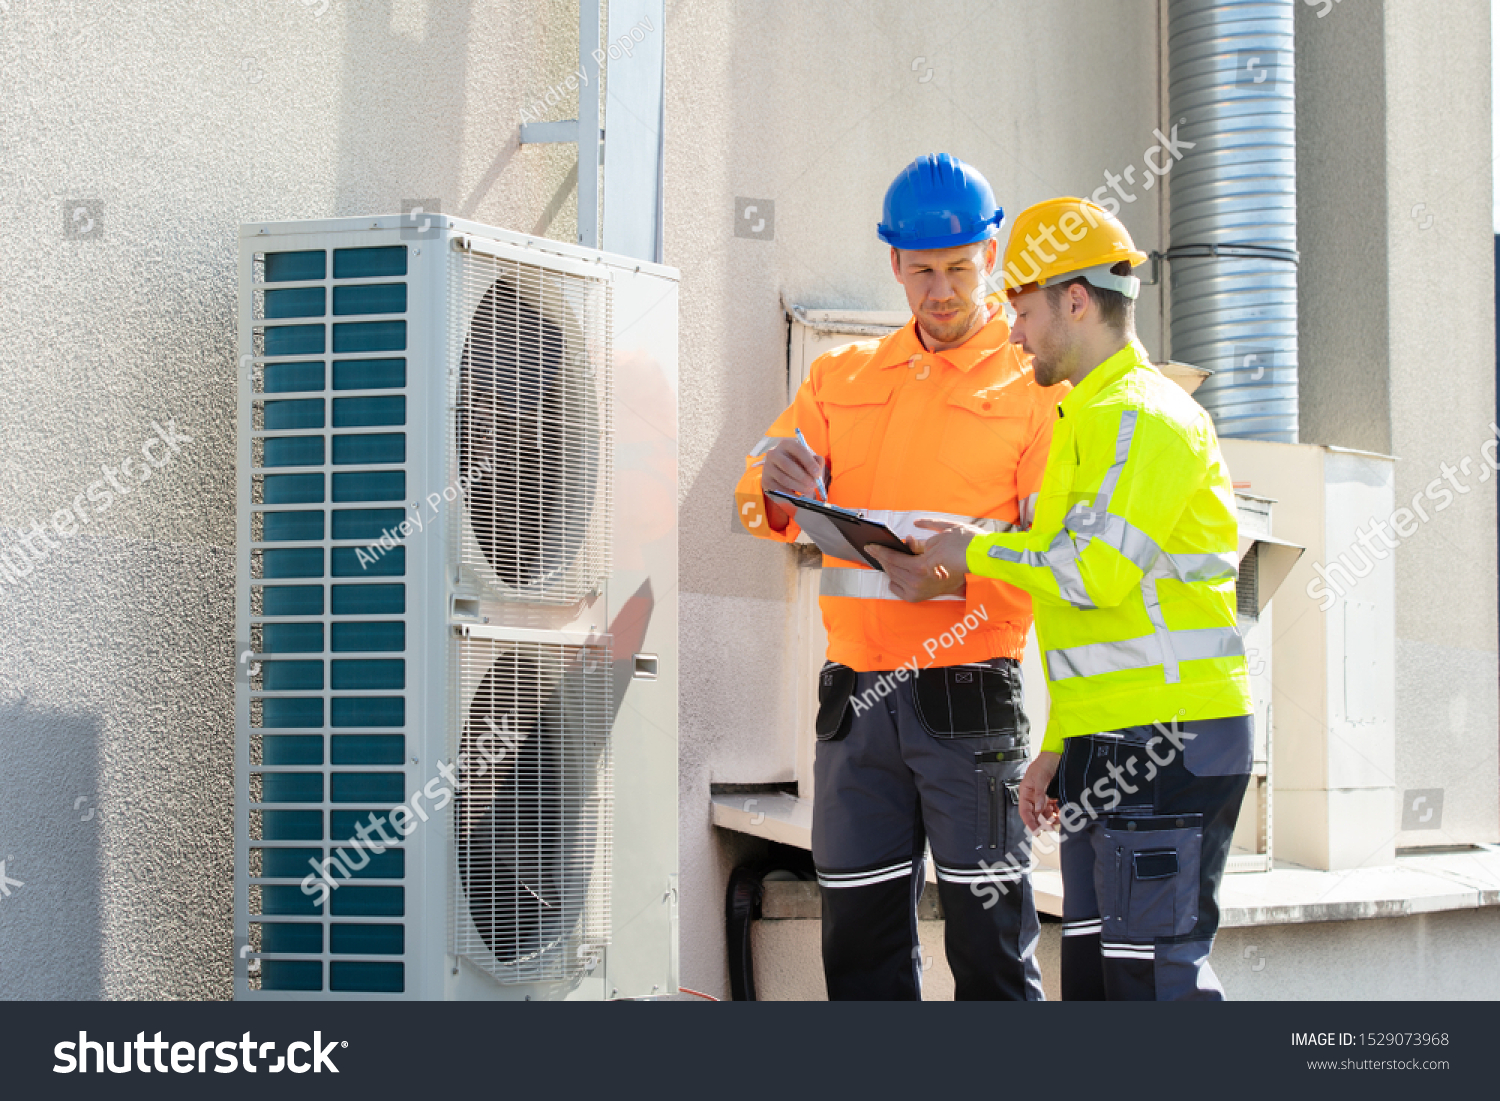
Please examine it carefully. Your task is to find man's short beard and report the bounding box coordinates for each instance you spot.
[1032,355,1066,387]
[923,300,983,344]
[1029,325,1074,387]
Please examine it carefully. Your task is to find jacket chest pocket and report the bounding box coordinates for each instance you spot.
[819,373,896,489]
[935,390,1028,498]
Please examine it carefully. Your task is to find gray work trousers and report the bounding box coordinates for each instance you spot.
[1055,714,1253,1000]
[811,658,1045,1000]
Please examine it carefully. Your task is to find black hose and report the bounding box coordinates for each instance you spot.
[725,864,766,1002]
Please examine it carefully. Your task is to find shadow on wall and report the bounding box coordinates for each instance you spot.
[0,697,103,1000]
[332,0,481,219]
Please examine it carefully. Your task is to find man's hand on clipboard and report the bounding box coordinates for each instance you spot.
[865,519,983,602]
[760,436,830,530]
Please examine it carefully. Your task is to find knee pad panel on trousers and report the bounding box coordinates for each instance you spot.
[1095,814,1203,941]
[818,870,922,1000]
[934,874,1045,1001]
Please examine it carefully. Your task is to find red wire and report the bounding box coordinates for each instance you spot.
[678,986,720,1001]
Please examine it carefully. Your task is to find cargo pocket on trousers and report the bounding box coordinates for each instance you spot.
[815,662,858,742]
[913,662,1024,739]
[1098,814,1203,939]
[974,751,1028,854]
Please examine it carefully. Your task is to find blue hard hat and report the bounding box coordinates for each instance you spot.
[877,154,1004,250]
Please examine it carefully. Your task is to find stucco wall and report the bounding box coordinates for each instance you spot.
[0,0,582,1000]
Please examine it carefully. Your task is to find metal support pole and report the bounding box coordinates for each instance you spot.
[578,0,601,249]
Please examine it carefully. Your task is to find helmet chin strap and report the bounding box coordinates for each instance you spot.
[1039,261,1142,300]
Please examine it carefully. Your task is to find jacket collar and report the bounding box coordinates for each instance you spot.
[1059,338,1151,417]
[873,295,1017,377]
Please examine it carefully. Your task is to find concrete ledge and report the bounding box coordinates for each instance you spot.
[760,846,1500,930]
[719,786,1500,930]
[1215,846,1500,927]
[711,791,811,850]
[761,879,943,920]
[1029,847,1500,928]
[750,910,1500,1000]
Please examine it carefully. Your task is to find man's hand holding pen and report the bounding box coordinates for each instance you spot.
[760,434,831,530]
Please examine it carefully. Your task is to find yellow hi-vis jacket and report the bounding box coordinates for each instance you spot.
[965,339,1252,753]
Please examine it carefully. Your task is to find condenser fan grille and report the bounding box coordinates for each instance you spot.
[451,252,611,603]
[452,638,612,983]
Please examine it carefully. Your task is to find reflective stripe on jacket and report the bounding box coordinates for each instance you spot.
[735,300,1063,671]
[965,339,1252,751]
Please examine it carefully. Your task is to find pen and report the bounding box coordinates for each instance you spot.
[795,428,828,502]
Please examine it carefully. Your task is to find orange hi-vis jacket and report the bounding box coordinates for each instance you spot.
[735,300,1064,672]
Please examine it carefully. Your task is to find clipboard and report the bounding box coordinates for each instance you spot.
[766,489,915,571]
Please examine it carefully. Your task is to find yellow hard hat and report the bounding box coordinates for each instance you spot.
[1001,197,1149,300]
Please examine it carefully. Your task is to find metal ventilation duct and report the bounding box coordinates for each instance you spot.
[1167,0,1299,442]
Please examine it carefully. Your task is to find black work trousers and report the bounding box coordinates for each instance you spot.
[811,658,1044,1001]
[1055,714,1252,1000]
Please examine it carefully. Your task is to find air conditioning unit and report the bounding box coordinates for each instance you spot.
[235,214,679,999]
